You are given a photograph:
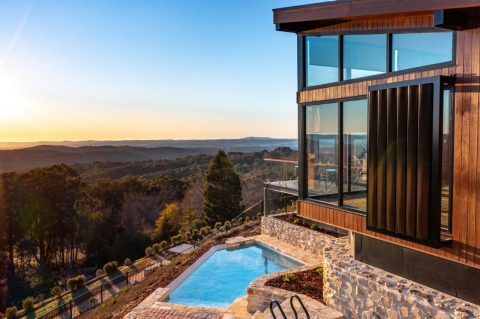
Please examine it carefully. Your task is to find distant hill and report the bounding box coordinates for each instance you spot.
[0,137,297,173]
[0,137,297,151]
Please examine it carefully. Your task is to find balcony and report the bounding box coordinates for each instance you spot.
[264,158,298,195]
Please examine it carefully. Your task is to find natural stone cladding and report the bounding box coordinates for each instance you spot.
[261,213,335,254]
[323,238,480,319]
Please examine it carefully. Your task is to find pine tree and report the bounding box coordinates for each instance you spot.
[203,150,242,223]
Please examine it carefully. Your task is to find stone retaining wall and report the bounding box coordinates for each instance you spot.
[261,213,336,254]
[323,238,480,319]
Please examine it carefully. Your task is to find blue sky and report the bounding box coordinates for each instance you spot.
[0,0,320,142]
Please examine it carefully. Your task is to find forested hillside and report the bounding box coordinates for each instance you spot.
[0,148,296,307]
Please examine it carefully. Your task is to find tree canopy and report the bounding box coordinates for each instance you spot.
[203,150,242,223]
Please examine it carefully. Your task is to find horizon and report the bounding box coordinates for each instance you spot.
[0,0,321,142]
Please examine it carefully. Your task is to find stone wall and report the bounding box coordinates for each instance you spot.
[323,239,480,319]
[261,213,336,254]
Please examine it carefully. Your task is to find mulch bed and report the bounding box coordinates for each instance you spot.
[265,268,324,302]
[276,214,345,238]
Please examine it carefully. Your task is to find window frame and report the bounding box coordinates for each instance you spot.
[302,96,368,215]
[301,29,456,91]
[442,86,455,236]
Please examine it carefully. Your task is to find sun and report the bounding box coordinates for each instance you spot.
[0,72,31,123]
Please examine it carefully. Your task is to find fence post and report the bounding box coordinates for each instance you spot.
[69,300,73,318]
[100,283,103,303]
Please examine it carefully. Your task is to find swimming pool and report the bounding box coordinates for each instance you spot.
[166,243,302,308]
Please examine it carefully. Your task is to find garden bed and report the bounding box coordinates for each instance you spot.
[275,214,345,238]
[265,268,324,303]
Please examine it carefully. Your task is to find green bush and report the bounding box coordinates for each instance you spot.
[185,231,192,240]
[145,246,154,257]
[50,286,62,297]
[66,275,86,291]
[224,221,231,230]
[5,307,17,319]
[293,218,302,225]
[103,261,119,275]
[214,221,222,230]
[316,268,324,276]
[257,213,263,220]
[171,234,183,245]
[200,226,210,236]
[282,273,296,283]
[244,216,250,223]
[152,243,162,253]
[191,229,199,240]
[22,297,34,313]
[310,224,320,231]
[191,219,207,230]
[123,258,132,266]
[159,240,168,249]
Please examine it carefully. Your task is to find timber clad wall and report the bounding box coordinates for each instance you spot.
[297,13,480,269]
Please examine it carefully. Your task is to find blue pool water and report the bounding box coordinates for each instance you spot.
[167,244,302,308]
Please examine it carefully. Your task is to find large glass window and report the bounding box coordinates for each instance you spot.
[343,34,386,80]
[306,36,339,86]
[306,102,339,203]
[441,89,453,233]
[304,31,453,87]
[392,32,453,71]
[342,100,368,210]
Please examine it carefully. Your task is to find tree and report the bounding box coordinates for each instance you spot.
[203,150,242,223]
[155,203,181,241]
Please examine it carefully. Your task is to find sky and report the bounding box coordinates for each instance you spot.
[0,0,321,142]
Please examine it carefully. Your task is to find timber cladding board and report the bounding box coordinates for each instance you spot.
[296,16,480,268]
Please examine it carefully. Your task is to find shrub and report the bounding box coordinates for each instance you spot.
[123,258,132,266]
[5,307,17,319]
[159,240,168,249]
[245,216,250,223]
[152,243,162,253]
[191,229,199,240]
[214,221,222,230]
[103,261,118,275]
[0,312,5,319]
[282,273,296,283]
[67,275,86,291]
[257,213,263,220]
[310,224,320,231]
[236,216,243,224]
[316,268,324,276]
[200,226,210,236]
[89,297,98,305]
[171,234,183,245]
[293,218,302,225]
[224,221,231,230]
[191,219,207,230]
[96,269,105,277]
[22,297,34,313]
[50,286,62,297]
[145,246,154,257]
[184,231,192,240]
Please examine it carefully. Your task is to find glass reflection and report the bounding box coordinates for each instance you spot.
[306,36,339,86]
[306,103,339,204]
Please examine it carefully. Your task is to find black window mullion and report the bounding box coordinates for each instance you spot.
[338,35,343,82]
[338,102,344,206]
[387,33,392,73]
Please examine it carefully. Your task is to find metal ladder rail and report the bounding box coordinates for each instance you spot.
[290,295,310,319]
[269,300,288,319]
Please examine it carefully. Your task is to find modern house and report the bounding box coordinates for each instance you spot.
[273,0,480,305]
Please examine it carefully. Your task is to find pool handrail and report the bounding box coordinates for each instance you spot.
[270,300,288,319]
[290,295,310,319]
